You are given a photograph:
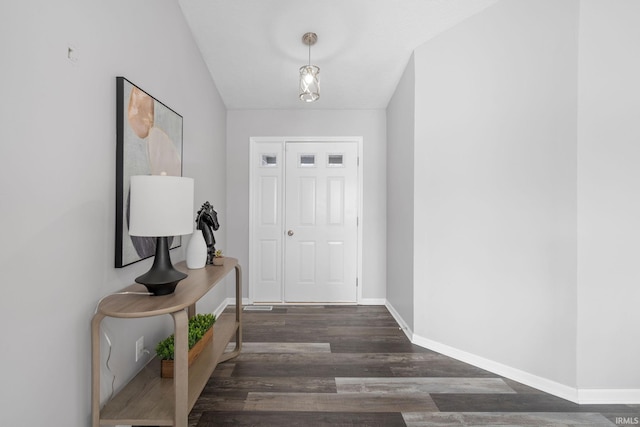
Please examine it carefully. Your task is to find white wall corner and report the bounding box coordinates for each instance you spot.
[411,333,580,404]
[385,300,414,342]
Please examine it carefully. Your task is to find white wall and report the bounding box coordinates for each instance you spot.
[577,0,640,395]
[386,55,416,330]
[411,0,579,391]
[0,1,227,425]
[227,109,387,302]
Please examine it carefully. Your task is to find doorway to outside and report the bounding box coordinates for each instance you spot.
[249,137,362,303]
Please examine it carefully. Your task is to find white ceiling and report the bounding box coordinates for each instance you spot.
[178,0,499,110]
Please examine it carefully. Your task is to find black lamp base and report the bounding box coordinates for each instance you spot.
[138,281,182,296]
[135,236,187,296]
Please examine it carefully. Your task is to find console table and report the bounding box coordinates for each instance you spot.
[91,258,242,427]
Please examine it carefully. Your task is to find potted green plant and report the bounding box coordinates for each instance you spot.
[212,249,224,266]
[156,313,216,378]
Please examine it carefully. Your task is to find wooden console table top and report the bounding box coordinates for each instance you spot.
[97,257,238,318]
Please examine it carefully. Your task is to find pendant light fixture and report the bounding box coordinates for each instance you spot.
[299,32,320,102]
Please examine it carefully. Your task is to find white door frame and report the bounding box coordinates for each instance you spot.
[249,136,363,304]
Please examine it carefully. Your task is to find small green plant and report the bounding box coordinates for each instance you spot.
[155,313,216,360]
[214,249,223,258]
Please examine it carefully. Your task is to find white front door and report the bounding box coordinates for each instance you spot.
[250,141,285,303]
[284,142,358,302]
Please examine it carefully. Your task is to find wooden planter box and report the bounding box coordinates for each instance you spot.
[160,327,214,378]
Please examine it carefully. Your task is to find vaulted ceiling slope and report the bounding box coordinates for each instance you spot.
[178,0,499,110]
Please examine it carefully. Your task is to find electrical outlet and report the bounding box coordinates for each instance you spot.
[135,336,144,362]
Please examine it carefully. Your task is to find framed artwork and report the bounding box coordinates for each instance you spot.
[115,77,184,267]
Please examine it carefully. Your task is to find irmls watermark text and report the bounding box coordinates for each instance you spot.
[616,416,640,425]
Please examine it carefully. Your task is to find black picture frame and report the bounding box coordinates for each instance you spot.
[115,77,184,268]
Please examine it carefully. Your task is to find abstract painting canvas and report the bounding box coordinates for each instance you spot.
[115,77,184,267]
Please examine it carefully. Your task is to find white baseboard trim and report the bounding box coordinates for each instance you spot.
[411,333,580,403]
[212,297,249,317]
[212,298,232,317]
[359,298,387,305]
[384,301,414,342]
[577,388,640,405]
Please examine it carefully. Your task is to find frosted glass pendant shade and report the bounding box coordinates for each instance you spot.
[299,65,320,102]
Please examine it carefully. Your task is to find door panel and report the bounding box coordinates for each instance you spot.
[327,241,345,283]
[328,177,345,224]
[284,142,358,302]
[299,177,317,225]
[259,177,278,225]
[259,240,277,281]
[298,241,317,283]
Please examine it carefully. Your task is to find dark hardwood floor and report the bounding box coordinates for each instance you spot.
[189,305,639,426]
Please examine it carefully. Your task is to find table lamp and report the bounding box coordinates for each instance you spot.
[128,174,194,295]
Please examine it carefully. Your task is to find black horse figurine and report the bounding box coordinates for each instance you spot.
[195,202,220,264]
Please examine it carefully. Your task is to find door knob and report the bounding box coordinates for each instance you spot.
[287,230,294,236]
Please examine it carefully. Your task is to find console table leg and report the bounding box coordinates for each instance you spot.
[172,309,189,427]
[235,265,243,353]
[219,265,243,363]
[91,314,105,427]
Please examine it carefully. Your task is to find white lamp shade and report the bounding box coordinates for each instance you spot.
[129,175,194,237]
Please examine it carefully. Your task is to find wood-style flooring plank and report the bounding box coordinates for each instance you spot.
[196,410,406,427]
[225,342,331,354]
[243,392,438,412]
[202,377,337,394]
[335,377,516,394]
[228,352,452,378]
[242,325,329,343]
[232,351,443,364]
[390,360,498,378]
[230,361,394,378]
[402,411,617,426]
[329,340,429,354]
[430,393,637,413]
